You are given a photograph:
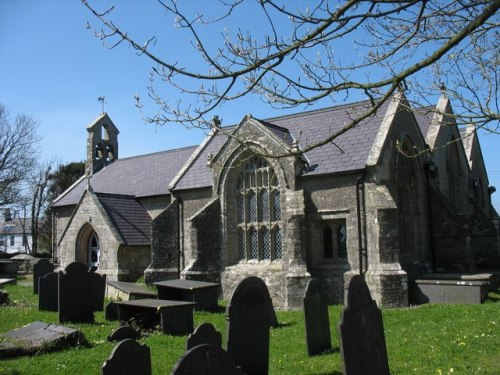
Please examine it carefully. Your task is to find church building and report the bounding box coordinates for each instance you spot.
[52,92,499,309]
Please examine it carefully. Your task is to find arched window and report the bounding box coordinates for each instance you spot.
[88,233,100,267]
[236,156,282,260]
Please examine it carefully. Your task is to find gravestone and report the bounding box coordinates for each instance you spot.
[59,268,94,323]
[90,272,106,311]
[64,261,88,273]
[38,272,59,311]
[226,276,272,375]
[171,344,242,375]
[338,275,390,375]
[105,301,119,321]
[0,290,8,305]
[303,278,332,356]
[33,258,54,294]
[101,339,151,375]
[107,326,141,342]
[186,322,222,350]
[0,321,86,359]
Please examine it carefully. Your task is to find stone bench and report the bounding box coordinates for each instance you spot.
[114,298,196,335]
[413,274,491,304]
[154,279,220,312]
[105,280,157,301]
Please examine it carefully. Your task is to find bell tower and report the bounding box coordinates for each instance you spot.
[86,113,119,175]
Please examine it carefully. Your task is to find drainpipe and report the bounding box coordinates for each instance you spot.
[425,161,438,273]
[177,196,184,279]
[356,174,367,275]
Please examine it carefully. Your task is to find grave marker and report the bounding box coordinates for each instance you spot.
[101,339,151,375]
[186,322,222,350]
[303,278,332,356]
[38,272,58,311]
[59,269,94,323]
[226,276,272,375]
[338,275,390,375]
[33,259,54,294]
[171,344,242,375]
[107,326,141,342]
[105,301,119,321]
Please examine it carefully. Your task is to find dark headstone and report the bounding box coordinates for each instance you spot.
[172,344,242,375]
[64,261,88,274]
[107,326,141,342]
[0,290,9,305]
[33,258,54,294]
[0,260,17,278]
[90,272,106,311]
[101,339,151,375]
[105,301,119,321]
[226,276,272,375]
[303,278,332,356]
[338,275,390,375]
[59,270,94,323]
[0,321,86,359]
[38,272,59,311]
[186,322,222,350]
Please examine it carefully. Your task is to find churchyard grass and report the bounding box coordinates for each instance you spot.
[0,282,498,374]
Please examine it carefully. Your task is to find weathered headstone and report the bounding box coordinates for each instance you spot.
[58,268,94,323]
[0,321,86,359]
[105,301,119,321]
[303,278,332,356]
[101,339,151,375]
[171,344,242,375]
[38,272,59,311]
[186,322,222,350]
[90,272,106,311]
[107,326,141,342]
[33,258,54,294]
[338,275,390,375]
[226,276,272,375]
[64,261,88,274]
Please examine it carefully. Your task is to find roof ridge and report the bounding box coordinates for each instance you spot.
[115,144,198,163]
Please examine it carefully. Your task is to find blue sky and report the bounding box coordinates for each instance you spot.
[1,0,498,210]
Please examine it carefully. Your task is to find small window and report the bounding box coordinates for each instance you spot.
[323,226,333,258]
[322,219,348,260]
[10,235,15,246]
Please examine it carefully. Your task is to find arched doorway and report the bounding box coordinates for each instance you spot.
[76,224,101,268]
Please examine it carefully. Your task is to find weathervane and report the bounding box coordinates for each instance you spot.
[98,96,106,114]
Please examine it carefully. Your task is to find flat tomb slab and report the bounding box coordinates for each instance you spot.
[414,278,490,304]
[154,279,219,311]
[0,321,86,359]
[0,278,16,287]
[106,280,157,301]
[114,299,196,335]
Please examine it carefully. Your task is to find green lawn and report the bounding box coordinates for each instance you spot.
[0,281,498,375]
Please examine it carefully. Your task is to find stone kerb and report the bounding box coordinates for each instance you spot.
[303,278,332,356]
[338,275,390,375]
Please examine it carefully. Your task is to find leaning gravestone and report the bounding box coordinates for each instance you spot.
[101,339,151,375]
[303,278,332,356]
[186,322,222,350]
[38,272,59,311]
[107,326,141,342]
[33,258,54,294]
[58,268,94,323]
[338,275,390,375]
[171,344,242,375]
[226,276,273,375]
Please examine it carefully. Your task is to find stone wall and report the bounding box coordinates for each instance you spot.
[117,245,150,281]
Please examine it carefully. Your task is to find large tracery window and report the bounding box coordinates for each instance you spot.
[236,156,283,260]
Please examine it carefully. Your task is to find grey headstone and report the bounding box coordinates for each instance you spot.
[107,326,141,342]
[58,270,94,323]
[172,344,242,375]
[303,278,332,356]
[105,301,119,321]
[186,322,222,350]
[338,275,390,375]
[38,272,59,311]
[33,259,54,294]
[101,339,151,375]
[0,321,86,359]
[226,276,272,375]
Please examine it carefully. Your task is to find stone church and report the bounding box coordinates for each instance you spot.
[52,92,499,309]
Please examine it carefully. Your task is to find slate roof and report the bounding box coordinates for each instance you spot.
[173,98,394,191]
[96,193,151,245]
[0,219,32,235]
[53,146,196,207]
